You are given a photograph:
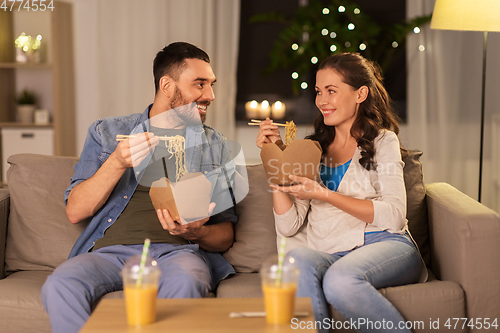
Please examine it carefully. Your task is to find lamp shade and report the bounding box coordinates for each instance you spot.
[431,0,500,32]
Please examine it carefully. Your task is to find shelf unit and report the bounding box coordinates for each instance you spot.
[0,1,76,158]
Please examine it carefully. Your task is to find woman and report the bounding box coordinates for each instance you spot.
[256,53,425,333]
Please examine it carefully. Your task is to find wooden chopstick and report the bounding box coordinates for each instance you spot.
[115,134,179,141]
[248,119,288,127]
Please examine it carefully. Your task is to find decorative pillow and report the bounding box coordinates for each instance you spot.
[223,165,277,273]
[401,149,430,267]
[5,154,87,273]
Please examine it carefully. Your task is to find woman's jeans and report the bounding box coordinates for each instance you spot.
[288,231,421,333]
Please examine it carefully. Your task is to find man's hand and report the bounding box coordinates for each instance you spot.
[156,203,216,241]
[113,132,159,169]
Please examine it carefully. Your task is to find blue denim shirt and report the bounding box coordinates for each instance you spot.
[65,105,238,289]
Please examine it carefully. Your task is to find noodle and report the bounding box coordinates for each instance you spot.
[164,135,187,182]
[284,120,297,146]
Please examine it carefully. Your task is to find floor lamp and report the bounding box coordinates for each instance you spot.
[430,0,500,203]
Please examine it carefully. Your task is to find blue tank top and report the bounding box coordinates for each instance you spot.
[319,159,352,192]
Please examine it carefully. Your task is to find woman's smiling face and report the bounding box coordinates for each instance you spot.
[315,68,367,130]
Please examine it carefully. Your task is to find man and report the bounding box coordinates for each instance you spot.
[42,42,243,333]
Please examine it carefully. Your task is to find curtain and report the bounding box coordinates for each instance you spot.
[406,0,500,213]
[69,0,240,152]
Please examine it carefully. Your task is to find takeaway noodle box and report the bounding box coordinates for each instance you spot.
[149,172,212,224]
[260,139,322,186]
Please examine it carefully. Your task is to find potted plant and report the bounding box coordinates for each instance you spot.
[16,89,37,123]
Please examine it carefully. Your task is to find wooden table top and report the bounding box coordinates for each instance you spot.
[79,297,317,333]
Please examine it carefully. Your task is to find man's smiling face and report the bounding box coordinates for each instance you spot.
[169,58,216,124]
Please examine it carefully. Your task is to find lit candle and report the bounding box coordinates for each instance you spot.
[272,101,286,119]
[259,100,271,118]
[245,100,259,119]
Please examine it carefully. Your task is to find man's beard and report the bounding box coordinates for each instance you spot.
[170,87,206,124]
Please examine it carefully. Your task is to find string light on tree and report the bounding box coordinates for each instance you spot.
[291,43,299,51]
[330,45,337,52]
[414,27,421,34]
[322,7,330,14]
[301,82,308,89]
[354,8,361,14]
[348,23,355,30]
[338,6,345,12]
[311,56,318,64]
[392,41,399,48]
[419,45,426,51]
[345,41,351,47]
[291,72,299,79]
[330,32,337,39]
[359,43,367,51]
[321,29,329,36]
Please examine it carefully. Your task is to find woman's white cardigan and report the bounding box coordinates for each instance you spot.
[274,130,408,254]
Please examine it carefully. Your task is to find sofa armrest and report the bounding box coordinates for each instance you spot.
[0,188,9,280]
[426,182,500,324]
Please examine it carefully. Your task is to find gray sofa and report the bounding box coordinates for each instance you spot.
[0,152,499,333]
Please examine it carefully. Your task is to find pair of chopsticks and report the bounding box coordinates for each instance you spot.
[247,119,288,127]
[229,311,309,318]
[115,134,172,142]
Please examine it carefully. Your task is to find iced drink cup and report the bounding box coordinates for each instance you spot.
[261,254,300,325]
[121,254,161,326]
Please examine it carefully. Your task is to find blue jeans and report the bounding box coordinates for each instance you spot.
[288,231,421,333]
[41,243,211,333]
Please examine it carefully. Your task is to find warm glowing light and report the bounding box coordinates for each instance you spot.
[272,101,286,119]
[261,100,270,109]
[414,27,421,34]
[419,45,426,51]
[359,43,366,51]
[245,100,259,119]
[291,43,299,51]
[311,56,318,64]
[330,32,337,39]
[348,23,355,30]
[322,7,330,14]
[392,41,399,48]
[321,29,329,36]
[345,41,351,47]
[338,6,345,12]
[354,8,361,14]
[301,82,308,89]
[330,45,337,52]
[291,72,299,79]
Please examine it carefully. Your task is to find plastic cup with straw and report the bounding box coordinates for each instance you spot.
[122,238,160,326]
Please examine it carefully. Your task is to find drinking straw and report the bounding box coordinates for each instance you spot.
[136,238,151,288]
[275,236,287,286]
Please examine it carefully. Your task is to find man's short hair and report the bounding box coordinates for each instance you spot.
[153,42,210,93]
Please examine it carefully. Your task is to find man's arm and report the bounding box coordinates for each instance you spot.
[66,133,159,224]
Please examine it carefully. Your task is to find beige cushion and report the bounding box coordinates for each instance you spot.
[5,154,87,273]
[216,273,263,298]
[402,149,430,266]
[0,270,51,333]
[223,165,277,273]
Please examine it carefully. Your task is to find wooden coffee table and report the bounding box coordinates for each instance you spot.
[79,297,316,332]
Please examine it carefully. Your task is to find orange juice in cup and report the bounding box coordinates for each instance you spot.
[124,284,159,326]
[261,254,300,325]
[121,254,161,326]
[262,282,297,324]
